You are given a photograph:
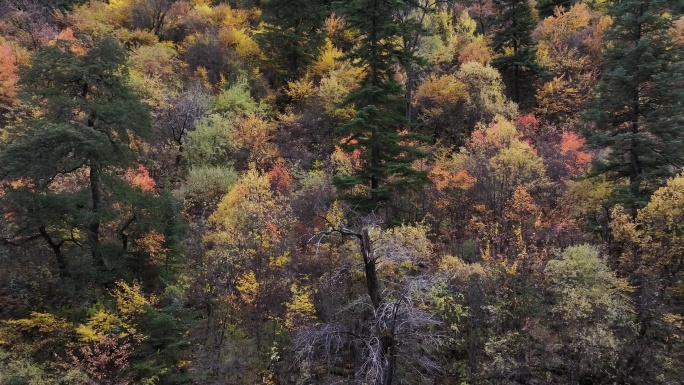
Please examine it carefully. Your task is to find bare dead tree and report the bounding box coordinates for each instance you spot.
[0,0,58,50]
[295,221,446,385]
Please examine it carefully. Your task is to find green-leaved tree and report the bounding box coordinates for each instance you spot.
[0,37,180,280]
[333,0,428,212]
[490,0,543,108]
[584,0,684,213]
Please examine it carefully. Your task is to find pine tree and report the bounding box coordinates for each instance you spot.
[0,37,179,278]
[259,0,329,83]
[490,0,542,107]
[536,0,575,18]
[333,0,428,211]
[584,0,684,212]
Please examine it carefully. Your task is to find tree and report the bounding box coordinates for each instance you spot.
[532,3,608,123]
[0,41,20,126]
[456,62,517,134]
[0,37,176,279]
[544,245,634,384]
[296,220,443,385]
[333,0,429,211]
[258,0,329,84]
[202,167,294,369]
[584,0,684,213]
[490,0,542,107]
[536,0,575,18]
[610,173,684,383]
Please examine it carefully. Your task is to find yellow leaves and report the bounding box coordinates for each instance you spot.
[129,43,177,79]
[2,312,74,357]
[317,73,357,119]
[191,1,214,19]
[310,39,343,78]
[115,280,155,320]
[6,312,72,336]
[637,172,684,228]
[325,200,345,228]
[284,283,317,329]
[213,3,253,29]
[74,281,156,342]
[663,313,684,338]
[206,167,292,273]
[535,76,582,118]
[414,75,467,109]
[76,310,123,342]
[535,3,592,47]
[209,167,273,239]
[269,253,290,268]
[612,173,684,277]
[545,245,634,325]
[378,223,434,265]
[219,27,261,60]
[562,177,615,219]
[438,255,485,280]
[466,116,547,195]
[470,115,517,148]
[286,79,316,101]
[236,271,259,306]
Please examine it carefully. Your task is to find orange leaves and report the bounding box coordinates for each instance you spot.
[235,116,278,167]
[268,160,293,193]
[560,132,592,178]
[134,231,167,260]
[52,28,87,54]
[124,165,156,192]
[0,42,19,105]
[430,163,475,191]
[505,186,539,223]
[333,136,363,173]
[458,41,492,65]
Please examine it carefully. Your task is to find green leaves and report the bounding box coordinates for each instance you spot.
[584,0,684,210]
[332,0,429,211]
[491,0,543,107]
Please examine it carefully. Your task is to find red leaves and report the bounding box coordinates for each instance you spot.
[124,165,155,192]
[268,160,293,193]
[560,132,592,178]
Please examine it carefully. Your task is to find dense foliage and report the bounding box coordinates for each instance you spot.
[0,0,682,384]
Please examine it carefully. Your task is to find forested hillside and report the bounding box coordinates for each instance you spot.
[0,0,683,384]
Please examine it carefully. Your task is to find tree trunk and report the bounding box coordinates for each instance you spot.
[361,229,381,309]
[89,160,102,265]
[39,226,67,277]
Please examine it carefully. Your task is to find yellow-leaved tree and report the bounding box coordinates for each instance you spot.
[610,173,684,383]
[201,166,294,379]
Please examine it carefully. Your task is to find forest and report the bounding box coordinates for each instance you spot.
[0,0,683,383]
